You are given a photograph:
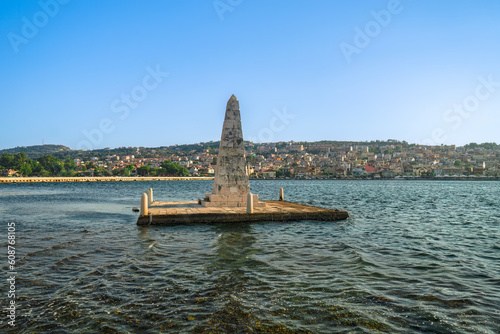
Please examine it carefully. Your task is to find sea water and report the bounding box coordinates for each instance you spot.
[0,180,499,333]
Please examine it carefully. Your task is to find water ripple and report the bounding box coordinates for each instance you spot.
[1,180,499,333]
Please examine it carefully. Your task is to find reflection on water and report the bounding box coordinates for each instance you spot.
[0,180,499,333]
[203,224,260,332]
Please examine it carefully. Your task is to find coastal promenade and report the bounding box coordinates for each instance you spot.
[0,176,214,183]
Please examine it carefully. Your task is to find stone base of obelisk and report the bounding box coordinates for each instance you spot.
[201,193,267,208]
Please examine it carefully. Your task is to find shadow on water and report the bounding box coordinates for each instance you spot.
[188,223,311,333]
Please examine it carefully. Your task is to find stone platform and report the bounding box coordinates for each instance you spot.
[137,200,349,225]
[201,193,266,207]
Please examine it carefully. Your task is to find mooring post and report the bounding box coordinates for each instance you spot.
[247,192,254,214]
[149,188,153,204]
[279,187,284,201]
[147,188,151,206]
[141,192,148,216]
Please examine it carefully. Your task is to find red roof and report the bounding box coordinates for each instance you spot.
[365,165,375,173]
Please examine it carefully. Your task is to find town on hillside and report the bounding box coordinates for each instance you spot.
[1,141,499,179]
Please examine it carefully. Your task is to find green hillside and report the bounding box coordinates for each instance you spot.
[0,145,71,159]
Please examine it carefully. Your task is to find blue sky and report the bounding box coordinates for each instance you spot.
[1,0,499,150]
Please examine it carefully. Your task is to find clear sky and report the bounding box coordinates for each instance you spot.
[1,0,499,150]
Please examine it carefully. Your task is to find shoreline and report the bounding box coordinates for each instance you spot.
[249,177,500,181]
[1,176,499,183]
[0,176,214,183]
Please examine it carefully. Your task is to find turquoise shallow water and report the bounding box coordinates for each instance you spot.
[1,180,499,333]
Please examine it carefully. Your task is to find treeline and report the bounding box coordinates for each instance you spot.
[463,142,498,150]
[0,152,189,177]
[290,139,413,149]
[0,144,71,159]
[136,160,190,177]
[0,152,77,176]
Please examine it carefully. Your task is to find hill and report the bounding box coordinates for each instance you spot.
[0,145,71,159]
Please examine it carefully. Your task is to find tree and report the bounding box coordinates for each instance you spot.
[15,152,28,165]
[39,169,51,177]
[246,155,256,164]
[52,163,63,175]
[0,153,15,169]
[86,161,95,170]
[18,163,32,176]
[276,169,291,178]
[61,169,76,177]
[137,166,150,176]
[64,158,76,171]
[160,160,189,176]
[37,155,63,176]
[30,160,43,174]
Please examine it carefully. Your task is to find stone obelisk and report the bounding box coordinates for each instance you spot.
[202,95,263,208]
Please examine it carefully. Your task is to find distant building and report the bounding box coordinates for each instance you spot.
[365,165,375,174]
[380,170,395,178]
[260,169,276,178]
[1,169,18,177]
[288,144,304,152]
[473,167,485,175]
[403,165,414,175]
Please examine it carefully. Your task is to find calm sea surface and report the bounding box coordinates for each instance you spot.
[1,180,499,333]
